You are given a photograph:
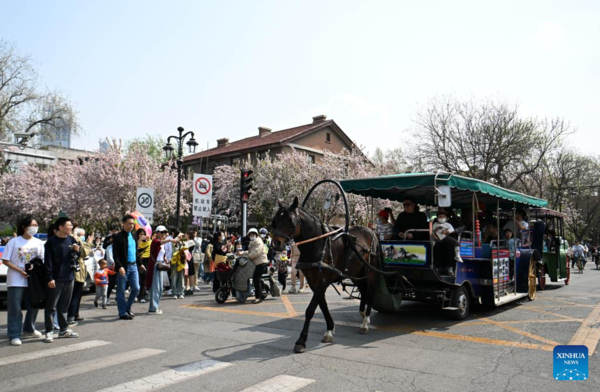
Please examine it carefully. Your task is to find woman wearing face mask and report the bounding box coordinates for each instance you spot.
[67,227,93,325]
[238,228,268,304]
[432,210,462,276]
[2,216,45,346]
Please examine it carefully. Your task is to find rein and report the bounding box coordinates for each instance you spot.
[295,227,343,246]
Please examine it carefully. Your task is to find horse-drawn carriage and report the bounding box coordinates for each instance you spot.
[270,173,563,352]
[339,172,569,319]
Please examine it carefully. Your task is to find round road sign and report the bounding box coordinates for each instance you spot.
[195,177,212,195]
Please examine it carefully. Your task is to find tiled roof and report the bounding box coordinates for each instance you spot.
[184,120,332,162]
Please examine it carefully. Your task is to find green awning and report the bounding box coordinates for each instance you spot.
[340,173,548,208]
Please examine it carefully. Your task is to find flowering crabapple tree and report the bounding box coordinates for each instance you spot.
[0,139,189,232]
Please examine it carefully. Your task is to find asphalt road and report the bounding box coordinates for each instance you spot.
[1,269,600,392]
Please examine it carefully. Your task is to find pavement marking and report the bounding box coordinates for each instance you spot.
[0,340,111,367]
[240,375,316,392]
[281,295,299,317]
[479,317,561,346]
[2,348,164,391]
[538,297,595,308]
[97,359,232,392]
[182,304,289,318]
[569,299,600,356]
[522,307,584,322]
[461,319,582,326]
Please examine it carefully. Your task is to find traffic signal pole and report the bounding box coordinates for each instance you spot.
[240,169,253,236]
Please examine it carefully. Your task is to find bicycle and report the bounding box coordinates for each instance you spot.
[575,256,584,274]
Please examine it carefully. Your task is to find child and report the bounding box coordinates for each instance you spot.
[137,229,151,303]
[94,259,116,309]
[274,252,289,292]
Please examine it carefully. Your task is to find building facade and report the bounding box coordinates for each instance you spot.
[184,115,356,174]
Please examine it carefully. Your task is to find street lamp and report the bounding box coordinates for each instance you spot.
[163,126,199,230]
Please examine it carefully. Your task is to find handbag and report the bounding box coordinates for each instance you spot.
[152,253,171,272]
[214,253,227,265]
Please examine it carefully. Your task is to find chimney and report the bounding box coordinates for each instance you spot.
[312,114,327,124]
[216,138,229,148]
[258,126,272,137]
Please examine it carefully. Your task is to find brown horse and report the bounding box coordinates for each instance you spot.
[271,197,383,353]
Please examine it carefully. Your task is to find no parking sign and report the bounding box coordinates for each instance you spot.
[193,174,213,218]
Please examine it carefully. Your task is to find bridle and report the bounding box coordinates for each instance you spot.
[272,207,343,247]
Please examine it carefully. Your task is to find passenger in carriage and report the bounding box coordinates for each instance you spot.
[438,207,460,234]
[504,229,516,279]
[432,210,463,276]
[502,209,529,239]
[483,221,499,244]
[376,210,395,240]
[392,196,429,240]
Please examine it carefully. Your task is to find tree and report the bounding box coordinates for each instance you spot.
[0,140,189,233]
[412,96,571,189]
[0,40,79,141]
[124,134,168,163]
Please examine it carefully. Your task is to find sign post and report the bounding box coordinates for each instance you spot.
[136,188,155,224]
[193,174,213,218]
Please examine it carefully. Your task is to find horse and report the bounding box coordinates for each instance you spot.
[271,196,383,353]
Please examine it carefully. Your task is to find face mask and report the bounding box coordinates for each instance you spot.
[249,236,257,241]
[438,218,446,224]
[80,236,86,242]
[260,234,266,239]
[236,246,242,252]
[27,226,38,236]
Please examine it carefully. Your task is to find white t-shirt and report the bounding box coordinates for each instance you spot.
[157,245,166,262]
[164,236,173,261]
[2,236,45,287]
[433,222,454,241]
[503,220,529,239]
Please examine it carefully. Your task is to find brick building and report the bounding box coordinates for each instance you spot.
[183,115,356,174]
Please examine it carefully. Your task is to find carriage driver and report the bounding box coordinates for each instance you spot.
[392,196,429,240]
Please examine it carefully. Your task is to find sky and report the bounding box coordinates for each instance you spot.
[1,0,599,157]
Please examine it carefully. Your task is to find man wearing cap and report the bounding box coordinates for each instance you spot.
[376,210,395,240]
[237,228,268,304]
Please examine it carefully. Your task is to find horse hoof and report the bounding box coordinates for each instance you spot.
[359,328,369,335]
[294,344,306,353]
[321,336,334,343]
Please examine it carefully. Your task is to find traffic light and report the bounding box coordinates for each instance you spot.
[240,169,253,202]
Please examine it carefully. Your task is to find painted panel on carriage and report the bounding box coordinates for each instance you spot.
[459,240,474,258]
[492,249,510,290]
[383,244,428,265]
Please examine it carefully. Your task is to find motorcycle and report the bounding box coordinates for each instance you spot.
[214,255,271,304]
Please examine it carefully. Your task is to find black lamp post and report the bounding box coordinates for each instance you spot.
[163,126,199,230]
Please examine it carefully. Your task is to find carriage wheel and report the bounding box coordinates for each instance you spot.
[448,286,470,320]
[537,264,546,290]
[565,257,570,285]
[527,259,537,301]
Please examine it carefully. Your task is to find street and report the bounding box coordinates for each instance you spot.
[1,269,600,392]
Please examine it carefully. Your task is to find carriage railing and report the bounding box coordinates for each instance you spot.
[403,229,432,241]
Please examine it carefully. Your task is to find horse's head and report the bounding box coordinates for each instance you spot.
[270,196,300,252]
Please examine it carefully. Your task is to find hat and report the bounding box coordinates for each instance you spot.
[247,228,258,236]
[378,210,389,218]
[156,225,168,232]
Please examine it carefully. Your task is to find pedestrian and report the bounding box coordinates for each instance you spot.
[162,228,178,295]
[104,235,117,304]
[2,216,45,346]
[44,217,81,342]
[211,231,228,293]
[192,231,203,290]
[184,232,197,295]
[136,228,151,304]
[170,240,186,299]
[112,214,145,320]
[67,227,93,326]
[288,242,306,294]
[148,225,177,315]
[203,236,215,285]
[274,251,289,293]
[237,228,268,304]
[94,259,115,309]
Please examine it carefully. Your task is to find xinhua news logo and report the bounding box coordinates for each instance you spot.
[553,345,588,381]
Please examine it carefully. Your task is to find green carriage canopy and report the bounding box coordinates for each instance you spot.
[340,172,548,208]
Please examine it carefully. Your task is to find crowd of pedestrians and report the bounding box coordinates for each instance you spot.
[3,215,308,346]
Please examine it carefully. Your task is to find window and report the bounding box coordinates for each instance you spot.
[308,155,316,164]
[326,132,331,143]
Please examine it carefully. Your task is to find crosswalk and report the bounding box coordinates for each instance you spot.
[1,340,317,392]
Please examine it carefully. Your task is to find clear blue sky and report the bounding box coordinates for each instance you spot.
[2,0,598,156]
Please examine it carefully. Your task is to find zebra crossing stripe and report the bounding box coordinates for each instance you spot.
[3,348,164,392]
[0,340,111,367]
[97,359,232,391]
[240,375,316,392]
